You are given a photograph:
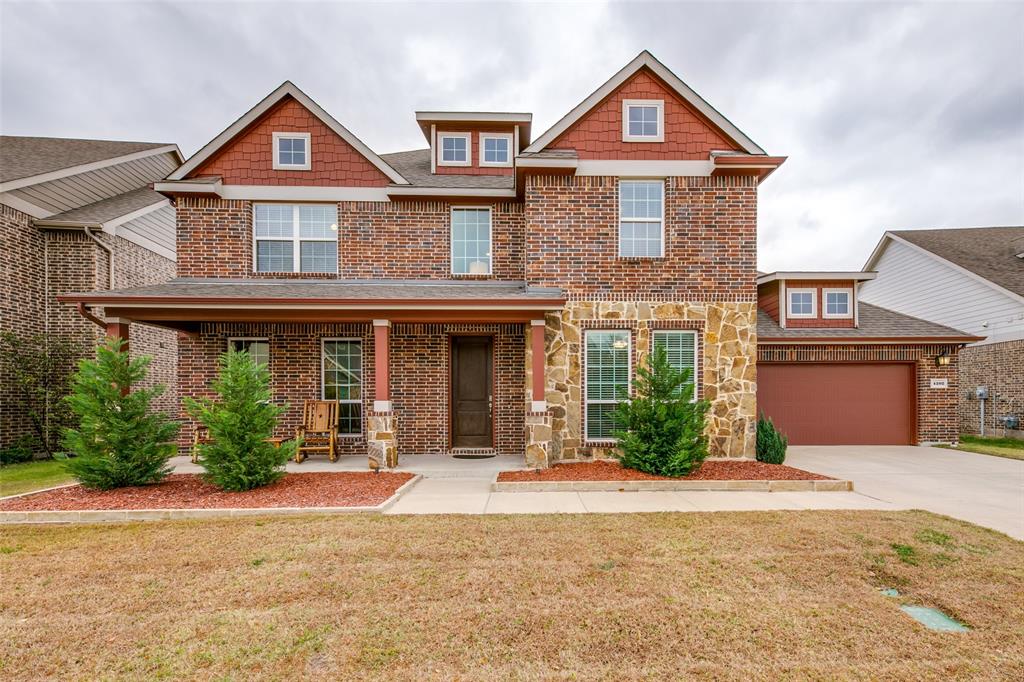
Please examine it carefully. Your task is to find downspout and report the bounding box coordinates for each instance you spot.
[83,225,114,290]
[76,302,106,330]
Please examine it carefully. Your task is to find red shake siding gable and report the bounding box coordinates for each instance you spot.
[434,125,516,176]
[192,97,391,187]
[758,281,780,322]
[549,68,741,159]
[783,280,856,328]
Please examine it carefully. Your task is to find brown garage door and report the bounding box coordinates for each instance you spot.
[758,363,915,445]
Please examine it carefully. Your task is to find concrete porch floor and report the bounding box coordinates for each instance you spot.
[170,454,527,478]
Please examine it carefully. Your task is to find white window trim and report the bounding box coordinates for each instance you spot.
[822,288,854,319]
[271,132,311,171]
[450,206,493,276]
[618,178,666,258]
[583,329,632,444]
[252,203,338,274]
[479,133,513,167]
[437,132,472,167]
[787,288,817,318]
[227,337,269,366]
[652,330,698,402]
[321,337,363,438]
[622,99,665,143]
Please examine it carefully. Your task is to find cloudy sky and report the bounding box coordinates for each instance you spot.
[2,1,1021,271]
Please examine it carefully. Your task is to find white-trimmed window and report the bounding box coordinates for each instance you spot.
[272,132,311,170]
[438,133,471,166]
[480,133,512,167]
[619,179,664,258]
[652,330,697,400]
[228,338,269,367]
[788,289,817,318]
[823,288,853,318]
[322,339,362,436]
[585,330,631,441]
[254,204,338,274]
[622,99,664,142]
[451,207,492,275]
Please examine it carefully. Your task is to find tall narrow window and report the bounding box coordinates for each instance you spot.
[438,133,471,166]
[619,180,664,258]
[228,338,269,367]
[272,132,311,170]
[652,330,697,399]
[322,339,362,436]
[585,330,630,441]
[480,134,512,167]
[254,204,338,274]
[451,207,492,275]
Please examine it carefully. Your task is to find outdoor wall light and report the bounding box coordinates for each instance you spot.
[935,351,952,367]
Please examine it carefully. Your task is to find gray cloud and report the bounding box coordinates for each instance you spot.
[2,1,1021,271]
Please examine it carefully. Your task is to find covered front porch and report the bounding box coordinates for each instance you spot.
[61,279,564,468]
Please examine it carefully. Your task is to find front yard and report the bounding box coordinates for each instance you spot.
[2,511,1022,679]
[0,459,73,497]
[942,435,1024,461]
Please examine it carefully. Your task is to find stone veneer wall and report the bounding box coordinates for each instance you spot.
[535,300,758,461]
[959,339,1024,435]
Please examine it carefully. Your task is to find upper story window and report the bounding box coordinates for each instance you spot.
[254,204,338,274]
[272,132,311,170]
[823,289,853,318]
[480,134,513,167]
[438,133,471,166]
[622,99,664,142]
[451,207,492,275]
[788,289,816,318]
[619,179,664,258]
[228,338,269,367]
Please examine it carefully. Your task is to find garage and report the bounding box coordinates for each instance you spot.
[758,363,915,445]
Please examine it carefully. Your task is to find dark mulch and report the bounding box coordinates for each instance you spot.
[0,473,414,511]
[497,459,833,482]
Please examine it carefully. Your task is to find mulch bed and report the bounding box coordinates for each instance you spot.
[497,459,833,482]
[0,473,414,512]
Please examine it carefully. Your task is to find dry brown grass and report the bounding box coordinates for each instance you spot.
[1,510,1022,680]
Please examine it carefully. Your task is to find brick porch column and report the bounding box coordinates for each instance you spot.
[525,319,552,468]
[368,319,397,468]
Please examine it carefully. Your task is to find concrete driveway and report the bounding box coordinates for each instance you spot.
[787,445,1024,540]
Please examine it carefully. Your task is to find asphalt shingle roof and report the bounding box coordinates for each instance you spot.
[379,149,514,189]
[36,188,166,225]
[891,226,1024,298]
[757,303,975,340]
[0,136,171,183]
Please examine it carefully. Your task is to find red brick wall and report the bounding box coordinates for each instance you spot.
[758,343,962,444]
[549,68,741,159]
[175,197,526,281]
[192,96,390,187]
[433,124,516,176]
[782,280,856,328]
[525,174,756,299]
[959,339,1024,435]
[178,323,525,456]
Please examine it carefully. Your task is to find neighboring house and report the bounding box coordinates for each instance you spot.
[860,226,1024,435]
[0,136,183,452]
[756,272,980,445]
[61,51,786,467]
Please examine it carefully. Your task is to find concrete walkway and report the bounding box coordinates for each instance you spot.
[788,445,1024,540]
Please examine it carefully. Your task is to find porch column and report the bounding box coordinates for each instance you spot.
[105,317,130,353]
[530,319,546,412]
[525,318,552,468]
[368,319,397,468]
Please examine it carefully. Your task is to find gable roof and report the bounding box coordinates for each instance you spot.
[865,227,1024,300]
[168,81,408,185]
[523,51,765,155]
[0,136,181,189]
[33,187,167,228]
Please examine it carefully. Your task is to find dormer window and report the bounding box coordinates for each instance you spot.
[272,132,311,170]
[480,133,513,167]
[788,289,816,318]
[622,99,664,142]
[823,289,853,319]
[438,133,471,166]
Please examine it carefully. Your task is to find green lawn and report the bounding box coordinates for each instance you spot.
[1,511,1022,679]
[0,459,74,497]
[941,435,1024,461]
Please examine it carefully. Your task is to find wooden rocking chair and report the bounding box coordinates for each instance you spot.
[294,400,339,463]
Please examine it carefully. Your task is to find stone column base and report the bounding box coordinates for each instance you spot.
[525,411,552,468]
[367,411,398,469]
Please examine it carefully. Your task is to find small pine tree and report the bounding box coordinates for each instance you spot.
[612,345,711,477]
[184,349,296,492]
[62,339,178,489]
[756,412,788,464]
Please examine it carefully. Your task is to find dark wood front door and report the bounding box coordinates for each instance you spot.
[451,336,493,448]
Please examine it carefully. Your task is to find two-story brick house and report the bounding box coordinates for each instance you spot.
[63,51,788,467]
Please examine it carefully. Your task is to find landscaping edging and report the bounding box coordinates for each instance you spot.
[0,474,421,525]
[492,479,853,493]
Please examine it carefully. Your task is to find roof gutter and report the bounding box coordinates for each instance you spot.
[83,226,114,290]
[76,302,107,330]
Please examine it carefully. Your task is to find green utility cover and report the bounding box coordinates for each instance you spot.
[900,605,969,632]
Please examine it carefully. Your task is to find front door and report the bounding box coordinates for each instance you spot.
[451,336,493,448]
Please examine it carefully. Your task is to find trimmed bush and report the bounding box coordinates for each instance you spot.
[756,413,788,464]
[1,436,36,465]
[612,345,711,477]
[184,349,296,492]
[62,339,178,489]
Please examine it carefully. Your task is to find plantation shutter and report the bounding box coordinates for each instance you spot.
[653,331,696,397]
[585,330,630,440]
